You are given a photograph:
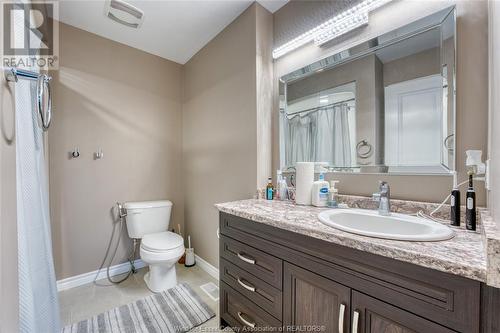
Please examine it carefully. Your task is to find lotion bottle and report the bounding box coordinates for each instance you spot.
[311,173,329,207]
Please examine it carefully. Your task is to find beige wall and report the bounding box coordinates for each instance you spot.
[0,53,19,333]
[50,23,184,279]
[383,47,440,87]
[183,3,272,268]
[488,1,500,225]
[273,0,489,205]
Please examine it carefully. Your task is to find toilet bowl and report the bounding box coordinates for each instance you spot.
[123,200,185,293]
[140,231,184,292]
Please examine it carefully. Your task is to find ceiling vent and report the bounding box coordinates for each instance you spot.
[104,0,144,29]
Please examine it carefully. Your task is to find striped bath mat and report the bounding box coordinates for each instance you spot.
[62,283,215,333]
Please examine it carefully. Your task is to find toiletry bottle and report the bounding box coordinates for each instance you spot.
[312,173,329,207]
[327,180,340,208]
[276,170,282,200]
[450,172,460,226]
[465,174,476,231]
[279,175,289,201]
[266,177,274,200]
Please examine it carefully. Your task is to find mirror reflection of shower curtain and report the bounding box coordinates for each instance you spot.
[285,103,355,167]
[15,78,60,332]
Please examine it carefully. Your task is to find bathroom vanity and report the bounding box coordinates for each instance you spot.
[216,199,500,333]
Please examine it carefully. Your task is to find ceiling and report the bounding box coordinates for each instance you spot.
[57,0,288,65]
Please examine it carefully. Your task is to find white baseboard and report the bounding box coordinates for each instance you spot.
[194,255,219,280]
[56,259,146,292]
[57,255,219,292]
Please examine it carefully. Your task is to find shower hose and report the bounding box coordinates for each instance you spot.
[94,202,138,285]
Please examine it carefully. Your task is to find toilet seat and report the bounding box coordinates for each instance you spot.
[141,231,184,253]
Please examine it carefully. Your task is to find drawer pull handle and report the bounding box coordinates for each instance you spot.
[338,303,345,333]
[237,277,256,292]
[237,311,256,328]
[237,252,256,265]
[352,310,360,333]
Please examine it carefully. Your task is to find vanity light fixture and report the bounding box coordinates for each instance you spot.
[314,13,369,46]
[272,0,393,59]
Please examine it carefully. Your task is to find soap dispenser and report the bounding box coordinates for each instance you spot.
[312,173,329,207]
[327,180,340,208]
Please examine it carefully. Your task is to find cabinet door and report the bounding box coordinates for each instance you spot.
[283,263,350,333]
[351,291,455,333]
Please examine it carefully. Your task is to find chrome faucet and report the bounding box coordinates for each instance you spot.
[372,181,391,215]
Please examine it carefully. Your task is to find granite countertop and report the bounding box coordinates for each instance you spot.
[215,198,488,283]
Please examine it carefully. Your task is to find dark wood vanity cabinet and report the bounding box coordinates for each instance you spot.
[284,263,351,332]
[282,263,454,333]
[351,292,455,333]
[219,212,497,333]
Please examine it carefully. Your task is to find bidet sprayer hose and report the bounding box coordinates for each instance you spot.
[94,203,138,285]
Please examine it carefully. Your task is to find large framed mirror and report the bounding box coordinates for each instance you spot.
[279,6,456,175]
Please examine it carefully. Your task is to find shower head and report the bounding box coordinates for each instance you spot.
[104,0,144,29]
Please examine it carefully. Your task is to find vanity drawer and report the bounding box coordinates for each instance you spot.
[221,282,282,332]
[220,258,282,320]
[220,235,282,289]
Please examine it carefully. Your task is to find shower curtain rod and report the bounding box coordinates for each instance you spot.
[284,97,355,117]
[4,67,53,130]
[4,67,52,82]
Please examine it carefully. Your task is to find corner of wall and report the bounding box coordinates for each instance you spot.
[487,0,500,224]
[255,2,274,189]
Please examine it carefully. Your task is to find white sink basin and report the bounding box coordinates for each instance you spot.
[318,209,454,241]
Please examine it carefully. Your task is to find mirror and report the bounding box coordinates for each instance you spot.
[279,6,456,174]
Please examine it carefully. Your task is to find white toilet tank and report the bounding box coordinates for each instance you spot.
[123,200,172,239]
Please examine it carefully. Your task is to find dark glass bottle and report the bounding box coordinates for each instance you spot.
[465,174,476,231]
[450,187,460,226]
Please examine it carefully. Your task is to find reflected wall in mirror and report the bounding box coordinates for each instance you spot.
[279,6,456,175]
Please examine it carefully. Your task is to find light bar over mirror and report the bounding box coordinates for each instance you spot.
[272,0,393,59]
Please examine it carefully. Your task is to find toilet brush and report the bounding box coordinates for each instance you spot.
[185,235,195,267]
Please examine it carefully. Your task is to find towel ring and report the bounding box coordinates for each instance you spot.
[356,140,373,159]
[444,134,454,152]
[5,68,52,131]
[37,74,52,131]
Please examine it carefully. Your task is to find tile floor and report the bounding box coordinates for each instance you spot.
[59,264,230,332]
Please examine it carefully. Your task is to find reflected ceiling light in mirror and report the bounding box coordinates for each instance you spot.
[272,0,392,59]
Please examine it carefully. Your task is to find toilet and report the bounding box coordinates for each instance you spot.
[123,200,184,292]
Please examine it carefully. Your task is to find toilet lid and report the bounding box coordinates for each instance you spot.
[141,231,184,252]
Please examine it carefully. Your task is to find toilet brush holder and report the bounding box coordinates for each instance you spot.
[185,248,195,267]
